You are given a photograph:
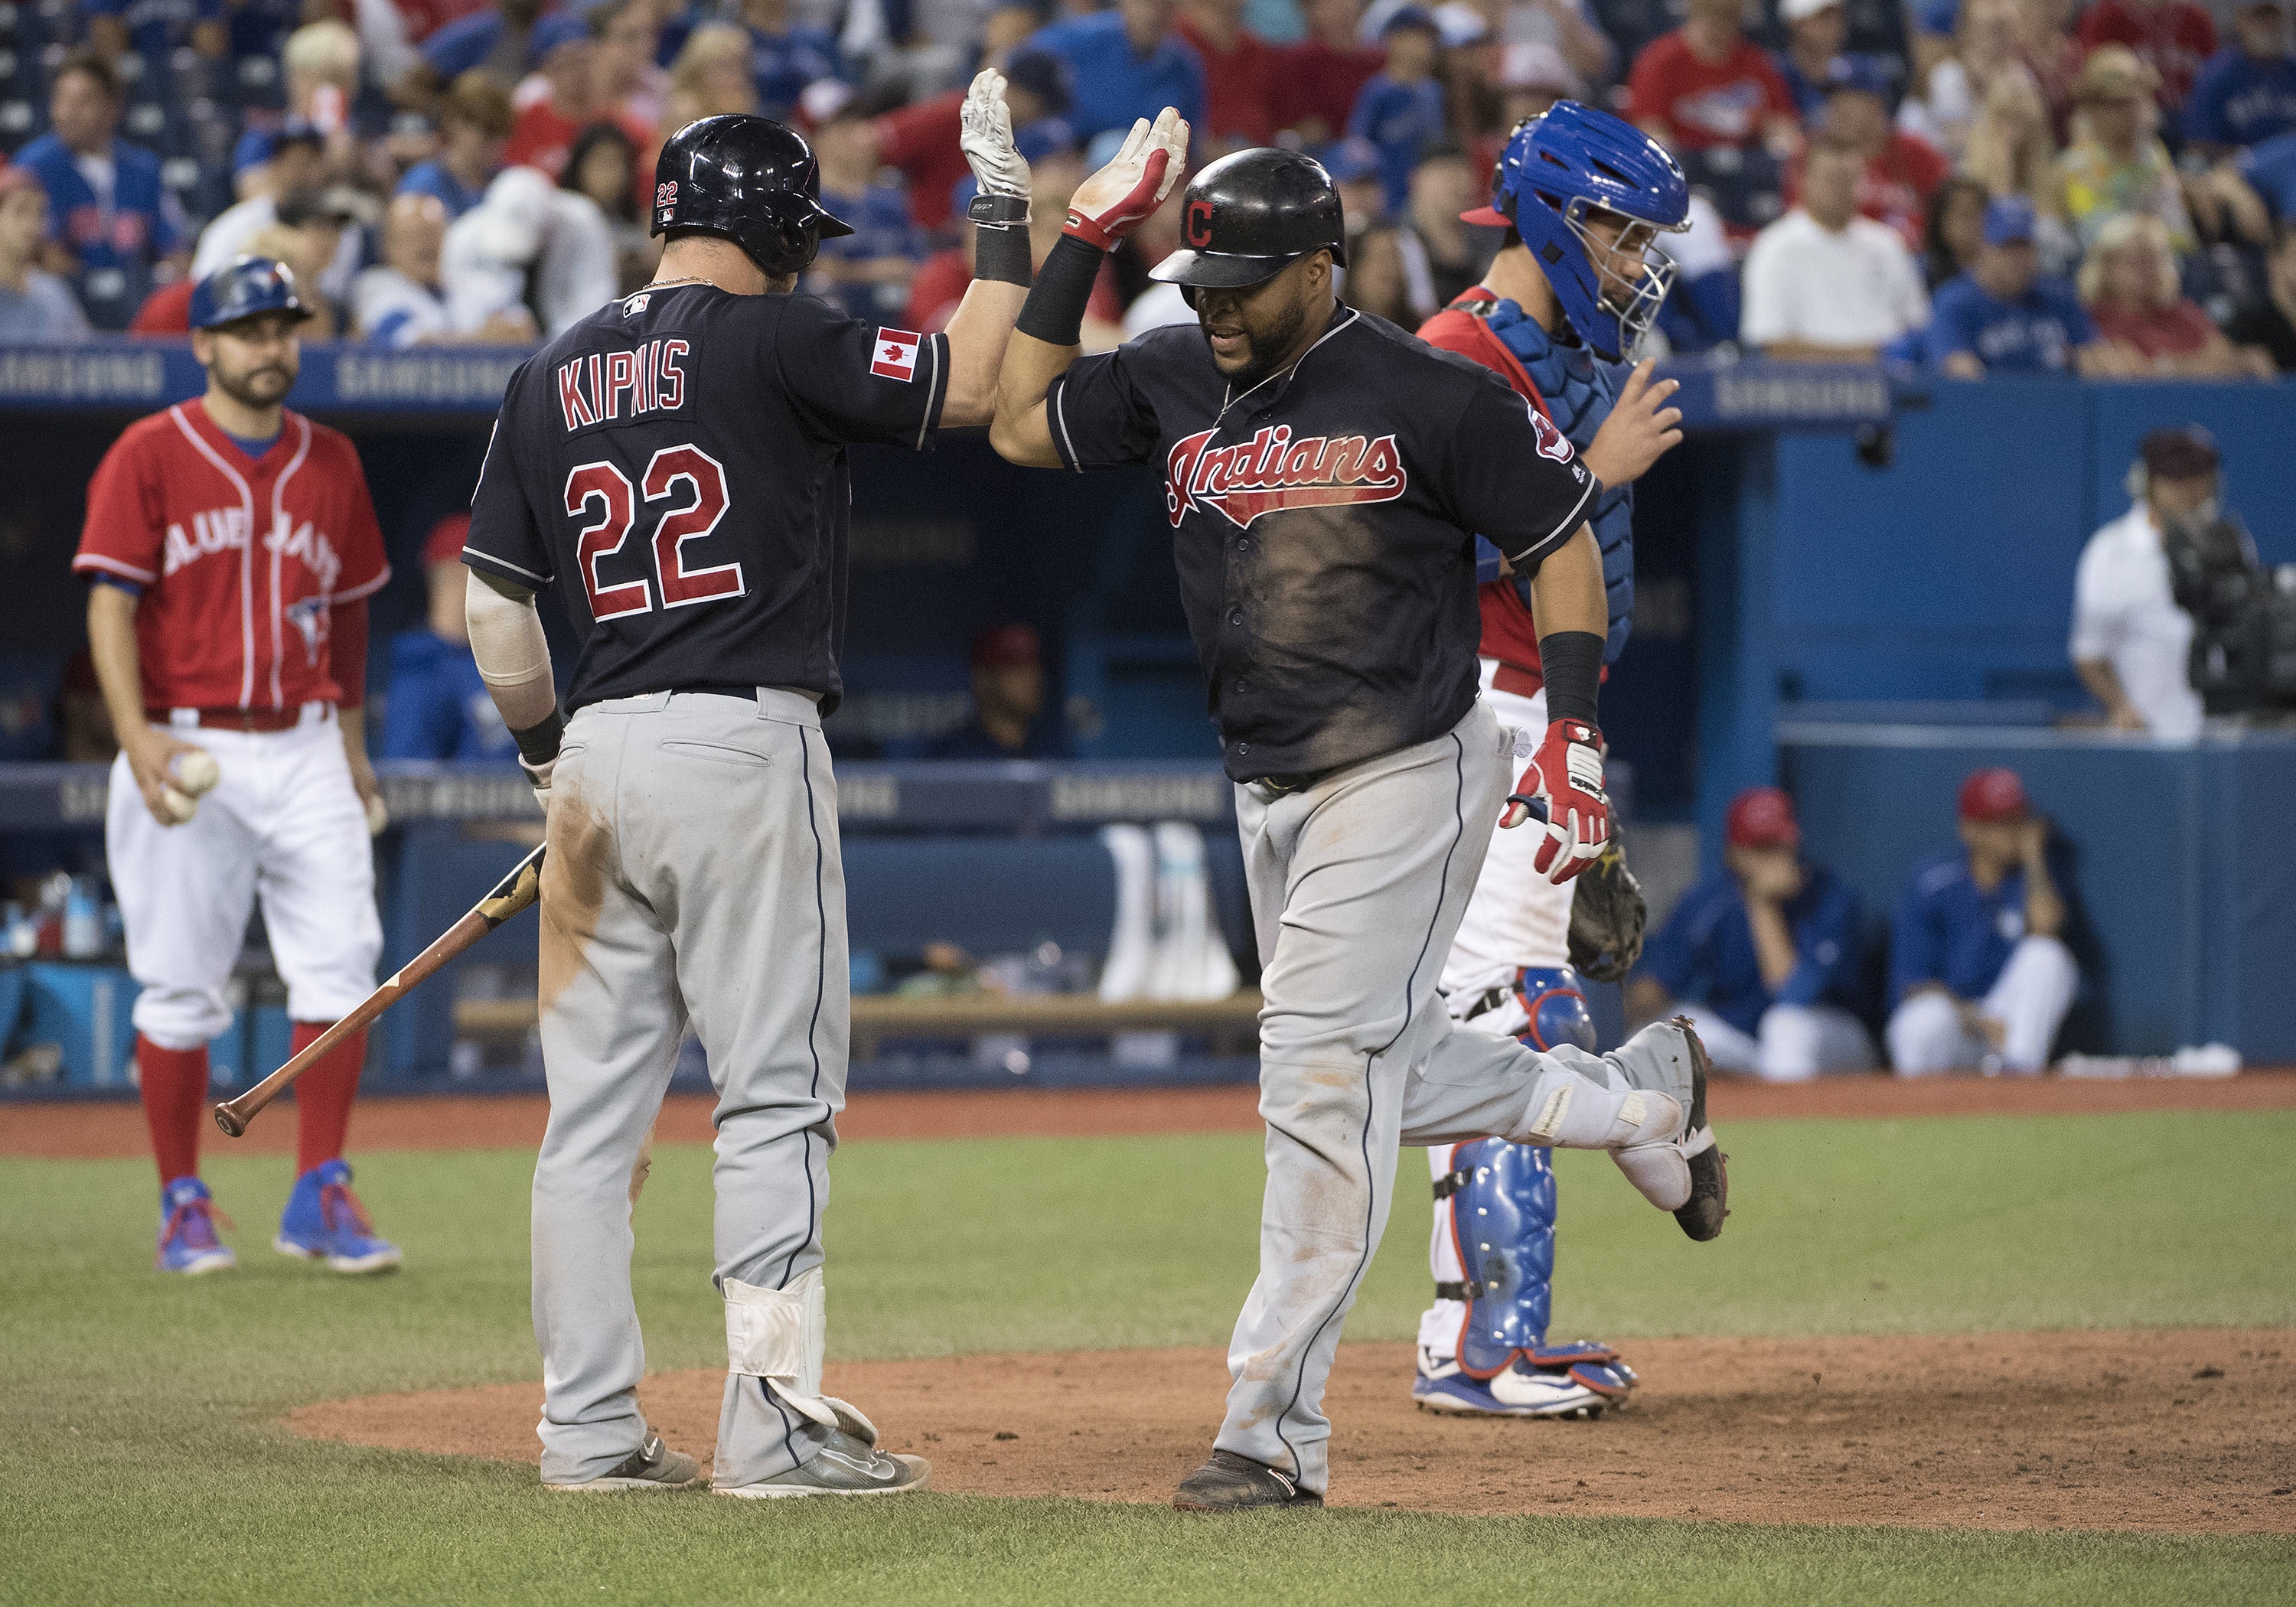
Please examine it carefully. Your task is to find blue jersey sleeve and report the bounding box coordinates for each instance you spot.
[2046,278,2099,347]
[2183,53,2237,145]
[380,636,464,760]
[1923,280,1980,363]
[1635,881,1710,999]
[1889,869,1946,1004]
[1777,873,1858,1009]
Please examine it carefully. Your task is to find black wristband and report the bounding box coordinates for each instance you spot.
[510,708,563,768]
[1537,631,1604,726]
[1015,234,1104,347]
[972,214,1032,288]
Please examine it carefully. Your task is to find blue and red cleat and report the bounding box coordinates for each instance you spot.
[155,1176,236,1276]
[273,1159,403,1274]
[1412,1341,1639,1419]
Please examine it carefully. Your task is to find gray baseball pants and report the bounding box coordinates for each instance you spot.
[530,688,846,1488]
[1217,699,1691,1495]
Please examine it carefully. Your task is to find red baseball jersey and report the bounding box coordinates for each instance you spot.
[74,400,390,712]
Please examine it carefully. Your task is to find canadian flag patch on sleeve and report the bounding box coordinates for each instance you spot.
[869,328,923,382]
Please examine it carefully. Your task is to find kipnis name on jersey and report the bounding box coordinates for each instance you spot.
[164,504,349,594]
[556,337,691,430]
[1164,425,1407,529]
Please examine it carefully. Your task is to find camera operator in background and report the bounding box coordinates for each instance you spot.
[2069,425,2223,740]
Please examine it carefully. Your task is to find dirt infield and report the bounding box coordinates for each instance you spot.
[7,1071,2295,1160]
[288,1328,2295,1534]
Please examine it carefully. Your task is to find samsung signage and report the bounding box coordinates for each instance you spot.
[0,348,169,403]
[331,352,522,407]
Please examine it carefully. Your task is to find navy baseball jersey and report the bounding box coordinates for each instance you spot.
[1045,306,1599,780]
[463,284,949,713]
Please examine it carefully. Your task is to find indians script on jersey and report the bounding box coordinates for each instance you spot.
[1164,426,1407,529]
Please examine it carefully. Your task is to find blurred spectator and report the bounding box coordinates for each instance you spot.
[1962,66,2069,255]
[592,0,670,130]
[2224,220,2296,368]
[1326,135,1388,235]
[2013,0,2083,135]
[1789,54,1946,247]
[1028,0,1209,143]
[1337,221,1414,321]
[1922,171,1988,286]
[241,219,346,337]
[926,624,1071,759]
[1743,134,1929,358]
[2071,425,2218,739]
[280,17,367,174]
[382,515,522,763]
[1627,787,1875,1082]
[1349,8,1449,217]
[1393,145,1488,317]
[356,191,539,344]
[13,51,190,331]
[2235,126,2296,220]
[442,164,617,337]
[875,47,1074,230]
[2081,211,2276,375]
[742,0,845,122]
[1885,767,2076,1075]
[1113,181,1189,323]
[1626,0,1799,158]
[0,169,92,343]
[505,13,611,179]
[1490,0,1613,93]
[805,93,924,322]
[1270,0,1385,143]
[1491,42,1585,133]
[1776,0,1851,121]
[903,178,976,330]
[421,0,552,89]
[398,72,516,220]
[1926,194,2118,373]
[2189,2,2296,162]
[664,23,762,129]
[910,170,1125,336]
[195,185,361,308]
[228,119,328,213]
[2054,45,2196,256]
[1652,189,1743,348]
[1898,0,2020,160]
[1179,0,1278,152]
[562,123,657,295]
[2076,0,2216,116]
[82,0,225,64]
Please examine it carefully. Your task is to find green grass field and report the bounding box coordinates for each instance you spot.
[5,1107,2294,1605]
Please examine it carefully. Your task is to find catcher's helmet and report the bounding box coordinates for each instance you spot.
[1464,101,1688,360]
[1150,148,1347,298]
[188,256,309,331]
[651,115,853,277]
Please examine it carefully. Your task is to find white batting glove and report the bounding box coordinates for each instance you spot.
[521,755,553,816]
[960,69,1031,203]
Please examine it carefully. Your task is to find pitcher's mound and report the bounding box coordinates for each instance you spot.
[289,1330,2295,1533]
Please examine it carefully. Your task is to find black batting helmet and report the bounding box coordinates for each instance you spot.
[651,115,853,276]
[1150,148,1347,295]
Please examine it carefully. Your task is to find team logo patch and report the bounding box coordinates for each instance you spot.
[1525,404,1574,465]
[1163,425,1408,529]
[870,328,922,382]
[1186,198,1213,247]
[625,292,650,315]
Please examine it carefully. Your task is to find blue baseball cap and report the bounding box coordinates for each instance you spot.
[1982,195,2037,246]
[1003,47,1072,116]
[231,117,322,174]
[1822,54,1892,100]
[1381,5,1440,36]
[1322,137,1381,184]
[530,10,591,64]
[1015,116,1075,165]
[188,256,310,332]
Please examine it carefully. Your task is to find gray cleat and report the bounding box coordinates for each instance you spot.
[543,1433,702,1492]
[715,1428,931,1500]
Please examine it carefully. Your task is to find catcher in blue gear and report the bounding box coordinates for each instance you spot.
[1411,102,1695,1418]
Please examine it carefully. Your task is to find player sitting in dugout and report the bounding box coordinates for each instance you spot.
[1626,786,1877,1081]
[1885,767,2080,1075]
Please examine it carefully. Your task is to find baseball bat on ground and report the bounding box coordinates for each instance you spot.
[213,843,547,1138]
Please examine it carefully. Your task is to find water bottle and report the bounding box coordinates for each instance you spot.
[63,876,102,960]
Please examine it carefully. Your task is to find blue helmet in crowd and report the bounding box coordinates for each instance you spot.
[188,256,309,332]
[1466,103,1689,360]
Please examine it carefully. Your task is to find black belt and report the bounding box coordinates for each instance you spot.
[675,683,767,701]
[1461,985,1512,1022]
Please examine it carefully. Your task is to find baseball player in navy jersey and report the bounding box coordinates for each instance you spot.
[459,82,1040,1498]
[1408,104,1694,1421]
[991,122,1728,1511]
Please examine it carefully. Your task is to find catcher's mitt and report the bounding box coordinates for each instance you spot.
[1567,839,1645,983]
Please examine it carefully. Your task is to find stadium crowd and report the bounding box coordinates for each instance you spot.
[1,0,2293,364]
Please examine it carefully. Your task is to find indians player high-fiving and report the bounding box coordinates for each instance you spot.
[75,256,401,1279]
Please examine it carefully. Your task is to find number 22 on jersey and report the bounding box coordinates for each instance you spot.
[566,444,739,622]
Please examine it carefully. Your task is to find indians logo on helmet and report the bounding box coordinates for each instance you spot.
[1164,425,1407,529]
[1186,199,1214,247]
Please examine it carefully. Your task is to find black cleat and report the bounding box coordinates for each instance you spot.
[1172,1450,1324,1511]
[1670,1018,1730,1243]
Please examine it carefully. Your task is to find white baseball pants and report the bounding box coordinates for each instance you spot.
[105,703,380,1048]
[1679,1002,1877,1082]
[1885,935,2078,1074]
[1439,670,1568,1002]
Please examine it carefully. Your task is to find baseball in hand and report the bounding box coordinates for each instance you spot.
[365,793,390,836]
[159,784,200,824]
[169,749,220,797]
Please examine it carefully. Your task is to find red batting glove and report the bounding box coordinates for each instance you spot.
[1062,106,1189,249]
[1500,718,1611,885]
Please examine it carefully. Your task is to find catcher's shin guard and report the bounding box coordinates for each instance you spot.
[1439,1139,1558,1377]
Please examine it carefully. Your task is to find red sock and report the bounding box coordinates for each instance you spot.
[135,1035,209,1186]
[290,1022,367,1175]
